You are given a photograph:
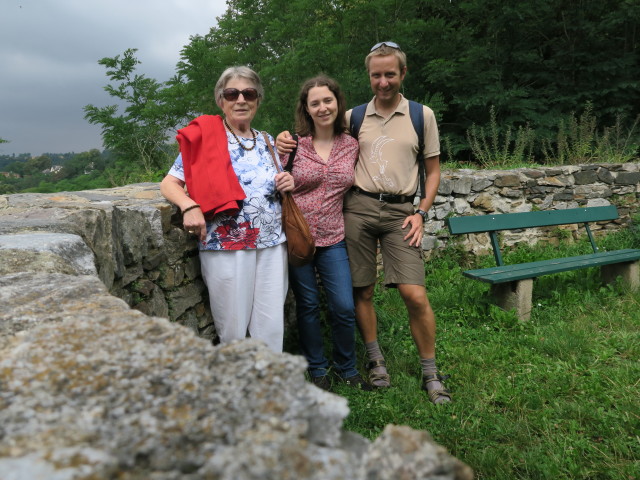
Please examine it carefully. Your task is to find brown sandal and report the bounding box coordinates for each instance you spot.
[367,359,391,388]
[421,373,452,404]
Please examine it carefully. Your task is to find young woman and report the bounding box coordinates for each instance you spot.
[280,75,370,391]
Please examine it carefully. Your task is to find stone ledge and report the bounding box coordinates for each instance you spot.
[0,186,473,479]
[0,271,472,479]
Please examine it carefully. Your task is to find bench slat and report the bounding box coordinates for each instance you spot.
[463,249,640,284]
[447,205,619,234]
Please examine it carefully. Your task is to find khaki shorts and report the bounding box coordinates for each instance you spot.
[344,189,425,288]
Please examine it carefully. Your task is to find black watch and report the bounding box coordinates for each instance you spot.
[415,209,428,222]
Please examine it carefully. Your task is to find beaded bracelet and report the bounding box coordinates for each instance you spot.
[181,204,201,215]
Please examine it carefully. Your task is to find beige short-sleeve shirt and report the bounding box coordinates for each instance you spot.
[346,95,440,196]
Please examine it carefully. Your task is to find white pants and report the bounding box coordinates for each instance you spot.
[199,244,288,352]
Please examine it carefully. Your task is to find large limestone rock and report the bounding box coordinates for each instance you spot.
[0,232,96,276]
[0,272,129,350]
[0,271,472,479]
[0,185,170,291]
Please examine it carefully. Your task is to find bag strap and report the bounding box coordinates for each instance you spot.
[262,131,282,173]
[408,100,425,160]
[284,134,298,173]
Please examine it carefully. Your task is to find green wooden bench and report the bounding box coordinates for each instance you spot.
[446,205,640,320]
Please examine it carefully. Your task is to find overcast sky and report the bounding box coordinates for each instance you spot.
[0,0,227,157]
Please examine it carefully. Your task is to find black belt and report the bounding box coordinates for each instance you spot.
[352,187,412,204]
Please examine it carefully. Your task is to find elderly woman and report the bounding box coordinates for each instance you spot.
[160,66,294,352]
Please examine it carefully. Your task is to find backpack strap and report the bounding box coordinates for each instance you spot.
[408,100,424,157]
[349,104,368,139]
[408,100,426,199]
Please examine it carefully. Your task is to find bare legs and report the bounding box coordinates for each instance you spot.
[354,283,450,402]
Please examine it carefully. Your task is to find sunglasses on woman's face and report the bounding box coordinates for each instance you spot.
[222,88,259,101]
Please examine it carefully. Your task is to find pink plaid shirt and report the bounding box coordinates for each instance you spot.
[281,133,359,247]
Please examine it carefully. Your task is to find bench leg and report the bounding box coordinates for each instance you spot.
[491,279,534,321]
[601,261,639,291]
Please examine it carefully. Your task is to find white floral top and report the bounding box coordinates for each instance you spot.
[168,131,286,251]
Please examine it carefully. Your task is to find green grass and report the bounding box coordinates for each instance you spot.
[328,230,640,479]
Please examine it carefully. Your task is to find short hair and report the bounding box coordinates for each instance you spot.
[365,44,407,72]
[214,66,264,109]
[294,75,348,137]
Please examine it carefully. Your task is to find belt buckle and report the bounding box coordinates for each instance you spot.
[378,193,385,202]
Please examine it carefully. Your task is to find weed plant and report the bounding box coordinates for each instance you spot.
[466,106,535,168]
[329,227,639,479]
[459,103,639,169]
[542,104,640,166]
[596,114,640,165]
[550,102,599,165]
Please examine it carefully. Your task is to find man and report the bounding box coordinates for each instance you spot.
[277,42,450,403]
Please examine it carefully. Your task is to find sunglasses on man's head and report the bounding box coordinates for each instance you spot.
[222,88,259,101]
[370,41,401,52]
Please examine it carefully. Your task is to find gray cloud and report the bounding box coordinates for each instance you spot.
[0,0,226,156]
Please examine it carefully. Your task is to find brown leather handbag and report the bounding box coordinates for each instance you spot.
[262,133,315,267]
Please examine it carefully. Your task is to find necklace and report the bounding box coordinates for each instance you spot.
[224,118,257,151]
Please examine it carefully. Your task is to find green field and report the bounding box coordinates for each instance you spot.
[329,225,640,479]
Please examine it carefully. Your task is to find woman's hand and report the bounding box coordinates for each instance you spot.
[183,207,207,243]
[275,172,295,194]
[276,131,296,155]
[161,174,207,243]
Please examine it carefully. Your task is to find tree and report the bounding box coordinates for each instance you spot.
[55,149,104,180]
[409,0,640,157]
[88,0,639,165]
[173,0,414,132]
[24,155,52,175]
[84,49,183,175]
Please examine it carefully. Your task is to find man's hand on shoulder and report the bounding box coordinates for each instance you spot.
[276,131,296,155]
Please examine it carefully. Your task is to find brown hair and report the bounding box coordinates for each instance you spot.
[294,75,347,137]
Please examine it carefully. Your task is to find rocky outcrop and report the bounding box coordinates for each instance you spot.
[0,184,473,479]
[0,272,472,479]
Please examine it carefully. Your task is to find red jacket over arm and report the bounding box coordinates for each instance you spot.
[176,115,246,218]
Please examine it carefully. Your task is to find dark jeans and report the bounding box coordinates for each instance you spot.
[289,240,358,378]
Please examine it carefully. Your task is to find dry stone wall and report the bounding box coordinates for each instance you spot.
[1,163,638,341]
[0,184,215,339]
[424,163,640,255]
